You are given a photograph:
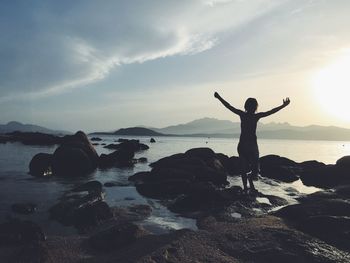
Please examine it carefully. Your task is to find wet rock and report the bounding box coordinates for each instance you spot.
[195,216,350,263]
[99,148,135,168]
[260,155,300,182]
[91,137,102,141]
[137,157,148,163]
[111,204,152,223]
[104,182,126,187]
[11,203,37,214]
[0,219,46,246]
[275,185,350,251]
[29,153,53,177]
[136,179,192,199]
[150,138,156,143]
[89,223,149,252]
[52,131,99,177]
[49,192,112,232]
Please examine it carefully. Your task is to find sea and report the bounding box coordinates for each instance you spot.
[0,135,350,235]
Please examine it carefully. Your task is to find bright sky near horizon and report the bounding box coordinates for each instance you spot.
[1,0,350,132]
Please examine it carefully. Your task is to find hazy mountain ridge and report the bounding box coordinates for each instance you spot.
[0,121,69,135]
[141,118,350,141]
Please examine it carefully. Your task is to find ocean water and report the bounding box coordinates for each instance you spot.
[0,136,349,235]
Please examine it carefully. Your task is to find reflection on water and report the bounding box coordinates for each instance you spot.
[0,136,347,235]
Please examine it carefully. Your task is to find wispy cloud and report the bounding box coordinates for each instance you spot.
[0,0,281,102]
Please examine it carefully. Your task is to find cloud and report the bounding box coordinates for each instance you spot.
[0,0,281,102]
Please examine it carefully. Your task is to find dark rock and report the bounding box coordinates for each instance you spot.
[300,155,350,188]
[300,164,350,188]
[216,154,240,175]
[52,131,99,177]
[11,203,37,214]
[117,138,134,143]
[128,171,151,183]
[137,157,148,163]
[300,215,350,251]
[92,143,99,146]
[299,160,326,170]
[136,179,192,199]
[29,153,53,177]
[104,181,129,187]
[260,155,299,182]
[103,143,120,149]
[150,138,156,143]
[185,148,226,172]
[275,185,350,251]
[0,219,46,246]
[4,131,62,145]
[91,137,102,141]
[49,192,112,232]
[105,140,149,152]
[89,223,149,252]
[336,155,350,169]
[99,148,135,168]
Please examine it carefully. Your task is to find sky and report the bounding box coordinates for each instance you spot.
[1,0,350,132]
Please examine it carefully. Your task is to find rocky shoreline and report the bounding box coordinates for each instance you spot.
[0,131,350,262]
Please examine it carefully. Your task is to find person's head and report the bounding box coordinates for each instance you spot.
[244,98,258,113]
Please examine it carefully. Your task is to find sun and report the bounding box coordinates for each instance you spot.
[312,52,350,122]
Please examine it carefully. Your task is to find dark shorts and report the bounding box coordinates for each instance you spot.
[237,141,259,173]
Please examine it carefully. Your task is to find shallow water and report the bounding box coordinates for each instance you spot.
[0,136,349,235]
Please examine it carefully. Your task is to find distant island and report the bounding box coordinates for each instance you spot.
[91,117,350,141]
[0,121,69,135]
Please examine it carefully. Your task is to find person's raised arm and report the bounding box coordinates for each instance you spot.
[257,98,290,118]
[214,92,243,116]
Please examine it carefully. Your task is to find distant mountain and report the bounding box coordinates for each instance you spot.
[91,118,350,141]
[151,117,241,135]
[114,127,164,136]
[0,121,69,135]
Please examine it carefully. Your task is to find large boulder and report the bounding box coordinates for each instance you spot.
[29,153,53,177]
[300,156,350,188]
[336,155,350,169]
[49,183,112,232]
[260,155,300,182]
[52,131,98,177]
[275,185,350,251]
[132,151,228,200]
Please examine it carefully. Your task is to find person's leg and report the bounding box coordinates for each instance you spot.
[248,147,260,191]
[239,157,249,191]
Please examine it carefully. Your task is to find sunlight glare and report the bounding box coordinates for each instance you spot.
[312,51,350,122]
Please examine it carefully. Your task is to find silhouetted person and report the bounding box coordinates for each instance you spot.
[214,92,290,193]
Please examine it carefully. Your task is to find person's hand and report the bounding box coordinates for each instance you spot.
[283,97,290,107]
[214,92,220,99]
